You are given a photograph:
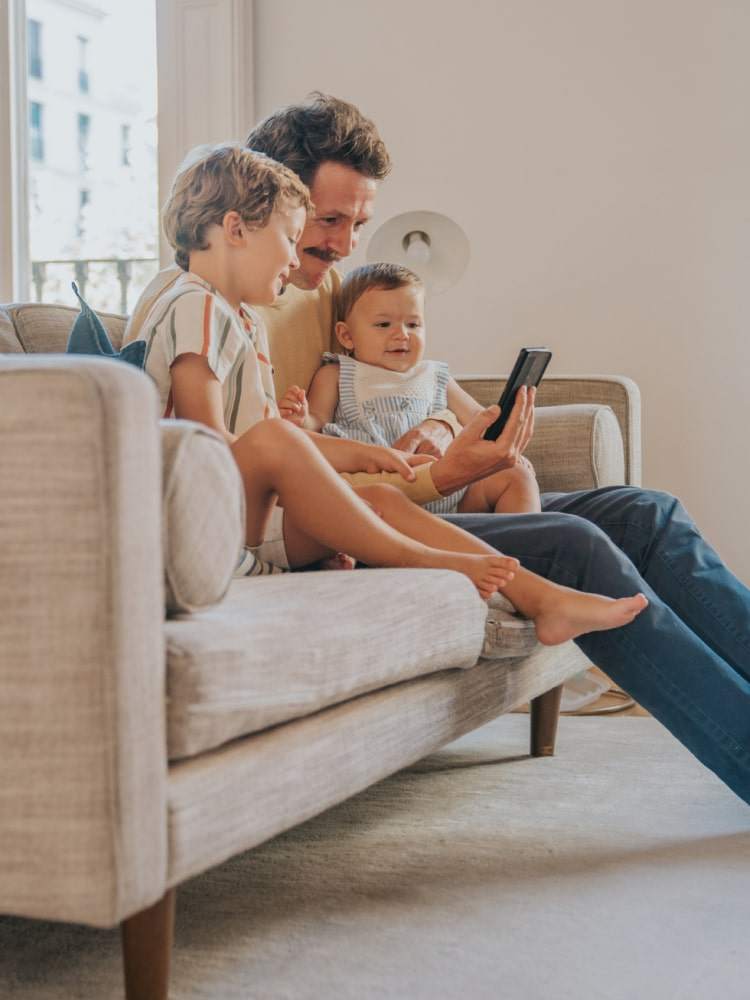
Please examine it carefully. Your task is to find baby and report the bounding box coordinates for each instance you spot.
[279,262,541,517]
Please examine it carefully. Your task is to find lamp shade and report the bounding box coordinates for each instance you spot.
[366,210,470,295]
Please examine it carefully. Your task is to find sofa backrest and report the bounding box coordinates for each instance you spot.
[0,303,126,355]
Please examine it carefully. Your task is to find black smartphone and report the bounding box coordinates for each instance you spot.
[483,348,552,441]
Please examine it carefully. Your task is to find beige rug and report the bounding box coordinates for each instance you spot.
[2,716,749,999]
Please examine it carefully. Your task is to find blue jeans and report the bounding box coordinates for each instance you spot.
[444,486,750,804]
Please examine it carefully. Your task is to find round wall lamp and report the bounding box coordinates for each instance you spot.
[366,210,470,295]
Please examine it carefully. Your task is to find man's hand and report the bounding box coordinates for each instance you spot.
[430,386,536,497]
[392,418,454,459]
[278,385,309,427]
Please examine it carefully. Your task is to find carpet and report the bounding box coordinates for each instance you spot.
[2,716,748,999]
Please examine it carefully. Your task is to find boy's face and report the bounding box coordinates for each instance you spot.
[291,162,377,291]
[241,204,306,305]
[336,284,426,372]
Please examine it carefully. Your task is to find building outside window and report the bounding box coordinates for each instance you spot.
[77,112,91,171]
[121,123,131,167]
[28,19,43,79]
[29,101,44,161]
[77,188,90,238]
[77,35,89,93]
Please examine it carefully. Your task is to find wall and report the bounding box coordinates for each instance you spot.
[254,0,750,582]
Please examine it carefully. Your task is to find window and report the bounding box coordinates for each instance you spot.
[19,0,159,311]
[77,112,90,171]
[28,20,42,79]
[29,102,44,161]
[121,123,131,167]
[77,35,89,93]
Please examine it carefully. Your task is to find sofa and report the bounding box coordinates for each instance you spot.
[0,301,641,999]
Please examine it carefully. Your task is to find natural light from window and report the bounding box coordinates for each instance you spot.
[25,0,158,315]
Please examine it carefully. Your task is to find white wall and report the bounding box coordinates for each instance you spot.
[254,0,750,583]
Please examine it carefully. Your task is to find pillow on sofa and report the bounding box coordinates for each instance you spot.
[66,283,146,368]
[161,421,245,615]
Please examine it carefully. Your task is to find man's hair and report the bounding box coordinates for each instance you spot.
[246,92,391,187]
[337,263,423,324]
[162,144,312,271]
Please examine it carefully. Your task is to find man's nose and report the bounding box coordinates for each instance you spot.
[327,223,357,258]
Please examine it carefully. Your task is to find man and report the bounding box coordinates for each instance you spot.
[127,94,750,806]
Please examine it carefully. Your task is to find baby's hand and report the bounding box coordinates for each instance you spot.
[279,385,309,426]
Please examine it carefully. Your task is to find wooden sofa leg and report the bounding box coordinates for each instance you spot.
[530,683,563,757]
[121,889,176,1000]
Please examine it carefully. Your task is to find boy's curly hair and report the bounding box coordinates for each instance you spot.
[246,92,391,187]
[337,263,423,324]
[162,144,313,271]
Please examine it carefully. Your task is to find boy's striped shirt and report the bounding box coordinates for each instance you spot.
[137,271,278,435]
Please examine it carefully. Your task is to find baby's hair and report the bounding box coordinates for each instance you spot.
[162,144,313,271]
[337,263,424,324]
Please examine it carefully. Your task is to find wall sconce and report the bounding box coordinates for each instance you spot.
[366,210,470,294]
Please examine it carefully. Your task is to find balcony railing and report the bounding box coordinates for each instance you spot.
[31,257,159,315]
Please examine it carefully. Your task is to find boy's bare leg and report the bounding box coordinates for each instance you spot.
[458,461,542,515]
[231,420,516,597]
[356,483,649,644]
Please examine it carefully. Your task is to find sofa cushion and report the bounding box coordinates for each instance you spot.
[526,404,625,492]
[5,303,126,354]
[165,569,487,760]
[161,420,245,615]
[67,284,146,368]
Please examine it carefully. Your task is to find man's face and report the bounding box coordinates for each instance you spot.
[290,161,377,290]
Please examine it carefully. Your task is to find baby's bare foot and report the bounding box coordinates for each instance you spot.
[534,590,648,646]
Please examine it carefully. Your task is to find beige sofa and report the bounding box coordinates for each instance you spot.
[0,302,641,1000]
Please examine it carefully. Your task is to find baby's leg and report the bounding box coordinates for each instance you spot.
[231,420,515,596]
[458,462,542,514]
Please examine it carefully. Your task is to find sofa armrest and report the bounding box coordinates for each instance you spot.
[525,404,625,492]
[0,356,167,927]
[456,375,641,486]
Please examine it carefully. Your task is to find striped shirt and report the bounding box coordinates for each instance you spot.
[321,353,467,515]
[137,271,278,435]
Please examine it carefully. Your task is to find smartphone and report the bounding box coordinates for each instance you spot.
[483,347,552,441]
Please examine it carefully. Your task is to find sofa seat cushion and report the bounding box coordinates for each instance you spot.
[165,569,487,760]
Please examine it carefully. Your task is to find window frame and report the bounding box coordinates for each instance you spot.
[1,0,30,300]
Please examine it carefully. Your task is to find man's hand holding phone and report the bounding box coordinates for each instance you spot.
[429,385,536,497]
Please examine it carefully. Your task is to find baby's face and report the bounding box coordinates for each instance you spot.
[338,284,426,373]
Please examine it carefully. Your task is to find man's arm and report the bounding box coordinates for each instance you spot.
[336,387,536,502]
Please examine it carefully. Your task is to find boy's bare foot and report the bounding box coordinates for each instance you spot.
[318,552,357,571]
[429,552,519,600]
[533,589,648,646]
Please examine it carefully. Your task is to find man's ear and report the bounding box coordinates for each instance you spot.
[335,321,354,351]
[223,211,245,245]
